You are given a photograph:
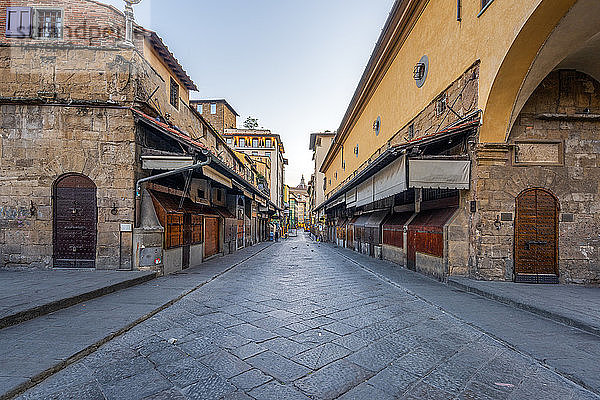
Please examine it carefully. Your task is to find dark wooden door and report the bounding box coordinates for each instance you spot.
[182,214,191,270]
[205,217,220,258]
[407,229,417,270]
[515,189,559,283]
[53,174,97,268]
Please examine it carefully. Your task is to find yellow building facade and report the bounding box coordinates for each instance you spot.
[319,0,600,284]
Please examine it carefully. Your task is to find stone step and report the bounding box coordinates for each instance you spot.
[0,270,157,330]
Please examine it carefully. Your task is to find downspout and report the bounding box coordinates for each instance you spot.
[135,154,212,227]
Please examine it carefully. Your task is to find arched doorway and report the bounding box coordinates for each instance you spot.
[53,174,97,268]
[514,189,559,283]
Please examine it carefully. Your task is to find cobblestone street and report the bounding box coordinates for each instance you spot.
[16,235,599,400]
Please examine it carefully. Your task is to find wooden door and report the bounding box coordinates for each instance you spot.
[515,189,559,283]
[205,217,220,258]
[407,229,417,270]
[182,214,191,270]
[53,174,97,268]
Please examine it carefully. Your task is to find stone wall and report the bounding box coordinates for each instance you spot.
[473,70,600,284]
[0,104,136,269]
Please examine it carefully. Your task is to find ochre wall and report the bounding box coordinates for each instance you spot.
[323,0,580,197]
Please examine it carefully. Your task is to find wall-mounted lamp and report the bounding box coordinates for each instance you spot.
[373,116,381,136]
[414,55,429,88]
[29,200,37,217]
[413,63,426,81]
[494,215,502,230]
[111,203,119,216]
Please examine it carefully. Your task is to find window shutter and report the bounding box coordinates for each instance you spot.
[6,7,32,38]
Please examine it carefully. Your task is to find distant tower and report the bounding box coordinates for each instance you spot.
[298,175,306,189]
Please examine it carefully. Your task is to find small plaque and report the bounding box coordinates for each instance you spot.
[120,223,133,232]
[500,213,513,222]
[561,213,574,222]
[515,142,562,165]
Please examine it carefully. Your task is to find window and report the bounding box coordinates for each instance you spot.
[252,151,258,155]
[239,138,246,147]
[166,213,184,249]
[226,138,232,145]
[197,104,203,114]
[265,139,272,148]
[436,94,447,116]
[6,7,32,38]
[169,77,179,109]
[191,214,203,244]
[210,103,217,114]
[408,124,415,140]
[252,139,258,147]
[33,8,63,39]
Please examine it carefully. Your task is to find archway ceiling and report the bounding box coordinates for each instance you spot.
[508,0,600,135]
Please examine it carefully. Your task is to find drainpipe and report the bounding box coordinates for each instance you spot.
[135,154,211,227]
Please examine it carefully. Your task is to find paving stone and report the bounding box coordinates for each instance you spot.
[232,342,266,360]
[249,381,311,400]
[100,369,172,400]
[245,350,311,383]
[174,336,214,358]
[294,359,373,400]
[260,337,311,358]
[141,387,187,400]
[145,346,188,366]
[228,324,277,342]
[181,372,237,400]
[289,328,340,345]
[155,358,215,388]
[293,342,352,370]
[338,382,396,400]
[229,369,272,390]
[322,321,358,336]
[366,364,419,397]
[91,356,155,384]
[199,349,252,379]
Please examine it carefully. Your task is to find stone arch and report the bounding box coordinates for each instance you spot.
[480,0,600,143]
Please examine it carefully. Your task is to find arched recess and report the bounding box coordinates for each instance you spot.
[53,173,98,268]
[514,188,559,284]
[480,0,600,143]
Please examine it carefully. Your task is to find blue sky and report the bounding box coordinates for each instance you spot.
[101,0,395,186]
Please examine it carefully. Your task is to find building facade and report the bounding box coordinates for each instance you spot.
[189,99,238,135]
[223,129,287,209]
[317,0,600,285]
[289,176,309,229]
[0,0,274,274]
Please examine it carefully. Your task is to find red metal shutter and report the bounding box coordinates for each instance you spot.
[6,7,31,38]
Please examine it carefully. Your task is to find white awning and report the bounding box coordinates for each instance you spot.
[408,159,471,189]
[346,188,357,208]
[373,156,406,202]
[355,177,374,207]
[141,156,194,170]
[203,166,233,188]
[326,195,345,210]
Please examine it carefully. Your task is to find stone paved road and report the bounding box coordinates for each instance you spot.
[17,234,599,399]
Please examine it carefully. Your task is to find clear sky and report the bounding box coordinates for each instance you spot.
[101,0,395,187]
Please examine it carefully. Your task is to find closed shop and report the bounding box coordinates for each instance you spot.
[364,210,389,258]
[382,212,413,249]
[407,207,457,278]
